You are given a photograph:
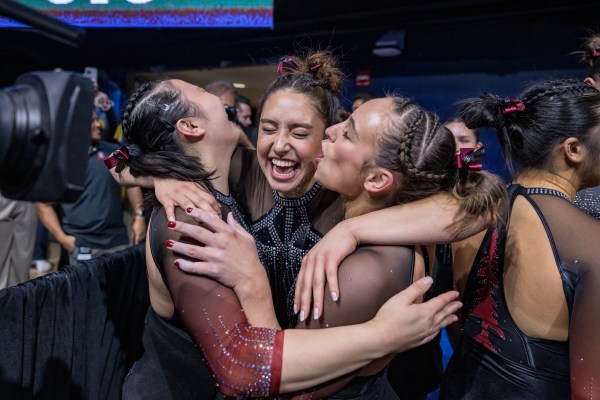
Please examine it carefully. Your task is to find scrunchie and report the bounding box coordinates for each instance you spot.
[104,146,130,171]
[455,146,486,171]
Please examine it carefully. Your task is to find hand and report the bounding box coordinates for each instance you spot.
[294,220,358,319]
[130,217,146,244]
[59,235,77,253]
[166,208,264,293]
[371,277,462,354]
[154,179,221,221]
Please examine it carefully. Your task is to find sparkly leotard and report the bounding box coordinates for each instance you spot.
[575,185,600,219]
[440,184,600,399]
[229,148,344,329]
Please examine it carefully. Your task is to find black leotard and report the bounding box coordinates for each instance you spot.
[441,184,600,399]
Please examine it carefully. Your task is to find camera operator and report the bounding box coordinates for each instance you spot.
[35,110,145,265]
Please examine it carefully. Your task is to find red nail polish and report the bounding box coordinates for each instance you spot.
[174,261,180,268]
[167,221,176,228]
[165,240,174,247]
[186,208,193,213]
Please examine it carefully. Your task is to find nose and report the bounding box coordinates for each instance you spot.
[324,124,339,142]
[273,131,290,154]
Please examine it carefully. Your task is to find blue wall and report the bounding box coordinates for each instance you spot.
[347,68,586,181]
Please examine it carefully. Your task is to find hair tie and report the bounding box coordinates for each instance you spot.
[455,146,486,171]
[146,100,171,111]
[592,47,600,58]
[501,99,525,115]
[308,61,321,73]
[277,56,297,75]
[104,146,130,170]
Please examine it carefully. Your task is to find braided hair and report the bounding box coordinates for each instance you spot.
[121,79,215,209]
[373,96,506,235]
[258,49,345,131]
[458,79,600,175]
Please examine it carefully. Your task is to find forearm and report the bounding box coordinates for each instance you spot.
[35,203,67,242]
[279,321,389,393]
[126,187,144,213]
[234,261,280,329]
[345,193,488,245]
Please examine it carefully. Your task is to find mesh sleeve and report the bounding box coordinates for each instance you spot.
[289,244,416,399]
[150,207,283,397]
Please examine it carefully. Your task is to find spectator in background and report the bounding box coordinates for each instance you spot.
[36,111,146,266]
[444,118,483,151]
[351,90,377,111]
[236,94,259,146]
[0,194,36,288]
[574,33,600,219]
[206,80,255,149]
[235,94,253,128]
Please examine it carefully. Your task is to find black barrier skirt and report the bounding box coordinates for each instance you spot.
[0,243,149,400]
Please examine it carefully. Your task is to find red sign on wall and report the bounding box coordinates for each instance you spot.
[355,71,371,86]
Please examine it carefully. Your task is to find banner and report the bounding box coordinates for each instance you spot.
[0,0,273,28]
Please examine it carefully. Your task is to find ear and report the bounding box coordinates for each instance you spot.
[175,117,206,140]
[583,77,597,88]
[561,137,585,165]
[363,167,396,194]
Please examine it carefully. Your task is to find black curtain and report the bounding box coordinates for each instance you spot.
[0,244,149,400]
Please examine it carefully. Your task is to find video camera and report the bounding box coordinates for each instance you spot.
[0,1,94,202]
[0,70,95,202]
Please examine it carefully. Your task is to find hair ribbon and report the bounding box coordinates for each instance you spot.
[104,146,130,169]
[501,99,525,115]
[455,146,486,171]
[277,57,297,75]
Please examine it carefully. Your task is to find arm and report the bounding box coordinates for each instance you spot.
[106,162,220,219]
[569,260,600,399]
[295,193,491,321]
[35,202,75,253]
[164,208,461,395]
[126,186,146,244]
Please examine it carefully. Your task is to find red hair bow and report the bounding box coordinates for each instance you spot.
[455,147,485,171]
[501,99,525,115]
[104,146,129,169]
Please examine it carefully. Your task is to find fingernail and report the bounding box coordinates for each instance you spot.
[313,307,319,320]
[165,240,174,248]
[174,260,180,268]
[293,304,298,314]
[168,216,176,222]
[167,221,176,228]
[331,292,338,302]
[421,276,433,286]
[186,208,193,213]
[299,311,305,322]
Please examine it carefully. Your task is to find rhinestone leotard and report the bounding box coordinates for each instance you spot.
[441,184,600,399]
[229,148,344,329]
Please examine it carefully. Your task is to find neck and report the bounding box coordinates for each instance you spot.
[193,145,235,196]
[343,192,389,219]
[514,168,578,201]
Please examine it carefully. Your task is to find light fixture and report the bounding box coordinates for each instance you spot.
[373,30,405,57]
[233,82,246,89]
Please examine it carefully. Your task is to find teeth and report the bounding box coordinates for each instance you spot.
[272,159,296,167]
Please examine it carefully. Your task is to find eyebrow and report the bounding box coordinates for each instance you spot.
[260,118,313,129]
[348,117,359,138]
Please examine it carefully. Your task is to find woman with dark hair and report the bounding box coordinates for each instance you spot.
[169,94,506,398]
[440,79,600,399]
[574,33,600,219]
[113,77,463,399]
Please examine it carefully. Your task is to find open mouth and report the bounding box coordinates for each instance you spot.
[270,158,298,179]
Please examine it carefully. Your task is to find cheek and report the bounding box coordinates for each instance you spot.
[256,135,272,163]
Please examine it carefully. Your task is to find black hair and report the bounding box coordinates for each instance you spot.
[458,79,600,176]
[121,79,215,209]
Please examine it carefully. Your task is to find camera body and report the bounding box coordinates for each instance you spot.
[0,70,95,202]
